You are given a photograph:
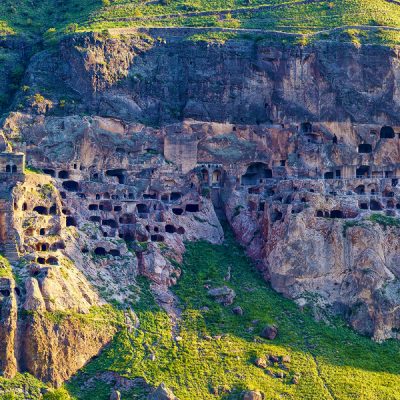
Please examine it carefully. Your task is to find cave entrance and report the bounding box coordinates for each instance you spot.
[358,143,372,153]
[66,216,77,227]
[185,204,199,212]
[47,257,58,265]
[151,234,164,242]
[170,192,182,202]
[301,122,312,133]
[201,169,209,184]
[165,224,176,233]
[330,210,344,219]
[355,185,365,195]
[137,204,149,214]
[271,209,283,222]
[94,247,107,256]
[102,219,118,228]
[241,162,272,185]
[356,166,370,178]
[370,200,383,211]
[62,180,79,192]
[33,206,48,215]
[380,126,395,139]
[58,170,69,179]
[43,169,55,177]
[212,170,222,185]
[109,249,120,257]
[106,169,126,184]
[143,192,157,200]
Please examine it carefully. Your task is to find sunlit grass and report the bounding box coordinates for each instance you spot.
[65,228,400,400]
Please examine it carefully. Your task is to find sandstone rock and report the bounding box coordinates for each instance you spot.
[0,277,18,379]
[24,277,45,311]
[260,325,278,340]
[242,390,263,400]
[148,383,179,400]
[254,357,267,369]
[292,375,300,384]
[22,313,116,387]
[207,286,236,306]
[281,355,291,363]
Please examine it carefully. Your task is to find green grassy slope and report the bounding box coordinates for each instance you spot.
[62,228,400,400]
[2,0,400,42]
[0,0,99,36]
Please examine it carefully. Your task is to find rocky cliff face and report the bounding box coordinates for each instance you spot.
[1,29,400,385]
[21,30,400,126]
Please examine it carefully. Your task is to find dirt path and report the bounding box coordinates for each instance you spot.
[109,24,400,40]
[100,0,323,22]
[303,336,337,400]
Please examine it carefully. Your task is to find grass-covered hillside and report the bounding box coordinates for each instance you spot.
[49,228,400,400]
[1,230,400,399]
[1,0,400,44]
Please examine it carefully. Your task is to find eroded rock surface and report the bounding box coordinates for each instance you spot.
[1,29,400,385]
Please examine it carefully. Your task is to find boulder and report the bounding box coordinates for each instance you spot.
[148,383,179,400]
[254,357,267,369]
[281,355,291,363]
[242,390,263,400]
[292,375,300,384]
[207,286,236,305]
[260,325,278,340]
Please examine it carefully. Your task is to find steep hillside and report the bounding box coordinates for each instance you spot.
[2,0,400,42]
[2,228,400,399]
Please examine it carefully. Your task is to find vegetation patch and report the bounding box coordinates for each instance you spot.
[63,228,400,399]
[369,213,400,228]
[0,255,12,278]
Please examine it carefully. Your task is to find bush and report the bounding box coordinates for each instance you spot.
[64,23,78,33]
[43,388,72,400]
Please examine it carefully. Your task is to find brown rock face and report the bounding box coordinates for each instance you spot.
[0,277,17,378]
[22,313,115,387]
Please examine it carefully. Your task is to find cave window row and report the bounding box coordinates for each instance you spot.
[5,164,17,173]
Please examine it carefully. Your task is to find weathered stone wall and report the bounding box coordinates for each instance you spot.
[21,31,400,129]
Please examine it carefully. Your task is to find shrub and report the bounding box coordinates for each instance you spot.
[43,388,72,400]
